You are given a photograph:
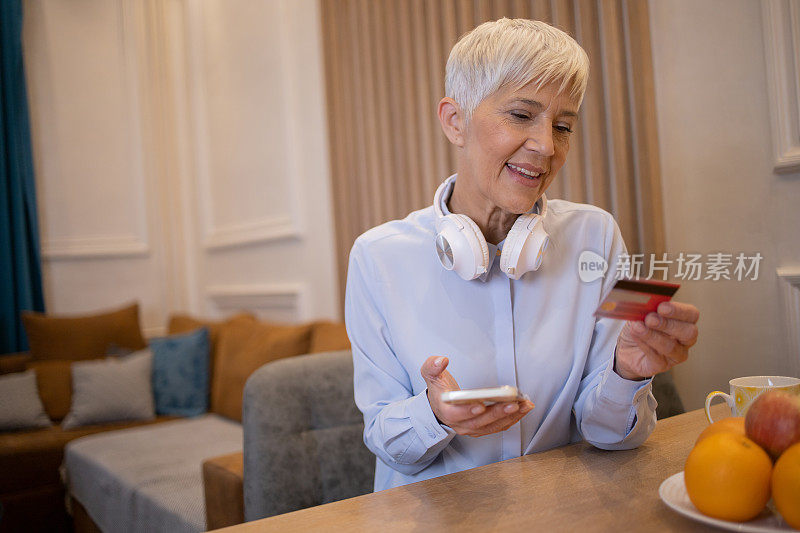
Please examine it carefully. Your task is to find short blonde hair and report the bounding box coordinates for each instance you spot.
[445,18,589,118]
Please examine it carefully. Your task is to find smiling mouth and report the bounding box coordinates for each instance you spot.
[506,163,543,180]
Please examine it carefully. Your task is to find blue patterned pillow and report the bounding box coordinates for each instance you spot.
[150,328,210,416]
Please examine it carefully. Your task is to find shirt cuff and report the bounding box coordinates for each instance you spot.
[407,389,455,448]
[600,356,653,406]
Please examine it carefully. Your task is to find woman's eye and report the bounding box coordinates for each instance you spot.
[510,112,530,120]
[554,124,573,134]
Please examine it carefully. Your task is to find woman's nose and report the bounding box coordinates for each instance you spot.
[524,122,555,157]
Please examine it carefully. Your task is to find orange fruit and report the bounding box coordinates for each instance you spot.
[684,432,772,522]
[696,417,745,445]
[772,442,800,529]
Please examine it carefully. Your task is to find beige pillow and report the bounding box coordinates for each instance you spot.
[212,320,314,421]
[22,302,146,361]
[0,370,52,431]
[62,350,155,429]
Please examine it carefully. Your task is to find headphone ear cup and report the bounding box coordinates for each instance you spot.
[500,215,536,279]
[452,214,490,272]
[499,214,549,280]
[435,214,490,280]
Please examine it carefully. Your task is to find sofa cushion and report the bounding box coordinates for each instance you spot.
[64,415,243,533]
[202,452,244,530]
[150,328,211,417]
[27,359,72,422]
[22,302,146,361]
[309,321,351,353]
[0,370,52,432]
[212,320,314,422]
[167,312,256,380]
[62,350,155,429]
[0,417,176,495]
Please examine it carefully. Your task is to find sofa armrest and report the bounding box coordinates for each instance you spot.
[202,452,244,530]
[0,352,32,374]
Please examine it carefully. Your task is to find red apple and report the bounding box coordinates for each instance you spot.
[745,390,800,460]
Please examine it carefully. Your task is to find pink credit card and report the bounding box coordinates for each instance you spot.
[594,279,680,321]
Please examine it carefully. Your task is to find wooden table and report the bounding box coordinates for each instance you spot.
[216,406,730,532]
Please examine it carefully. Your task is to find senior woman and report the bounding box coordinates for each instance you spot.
[345,18,699,491]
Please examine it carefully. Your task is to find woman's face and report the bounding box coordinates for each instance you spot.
[458,81,579,214]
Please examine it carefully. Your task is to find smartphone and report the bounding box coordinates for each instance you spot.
[440,385,525,405]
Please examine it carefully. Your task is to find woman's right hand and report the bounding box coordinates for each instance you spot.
[421,356,534,437]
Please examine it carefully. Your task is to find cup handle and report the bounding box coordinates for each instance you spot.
[705,391,733,423]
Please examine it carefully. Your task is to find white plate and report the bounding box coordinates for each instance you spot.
[659,472,793,532]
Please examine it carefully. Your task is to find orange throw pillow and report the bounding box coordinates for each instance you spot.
[212,320,314,422]
[309,321,351,353]
[27,360,73,422]
[22,302,146,361]
[168,312,257,379]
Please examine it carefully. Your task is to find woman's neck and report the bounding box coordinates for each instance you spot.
[447,179,519,245]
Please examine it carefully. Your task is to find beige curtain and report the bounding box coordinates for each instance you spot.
[321,0,665,301]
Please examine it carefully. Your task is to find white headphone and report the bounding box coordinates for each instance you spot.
[433,175,550,281]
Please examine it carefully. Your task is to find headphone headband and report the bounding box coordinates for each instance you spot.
[433,175,454,218]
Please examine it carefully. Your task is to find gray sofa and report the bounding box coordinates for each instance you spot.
[242,350,374,521]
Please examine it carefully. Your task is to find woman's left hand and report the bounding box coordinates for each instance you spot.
[614,301,700,380]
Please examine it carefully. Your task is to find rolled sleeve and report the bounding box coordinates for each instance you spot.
[580,357,657,449]
[406,389,454,450]
[599,357,653,409]
[383,390,455,468]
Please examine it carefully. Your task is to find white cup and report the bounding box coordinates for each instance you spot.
[705,376,800,423]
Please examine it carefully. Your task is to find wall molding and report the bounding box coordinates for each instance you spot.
[762,0,800,174]
[42,235,150,260]
[36,0,152,262]
[206,283,307,319]
[777,267,800,376]
[118,0,152,248]
[204,216,299,250]
[184,2,304,251]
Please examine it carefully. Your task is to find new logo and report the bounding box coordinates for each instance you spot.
[578,250,607,283]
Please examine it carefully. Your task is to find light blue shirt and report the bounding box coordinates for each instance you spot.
[345,181,657,491]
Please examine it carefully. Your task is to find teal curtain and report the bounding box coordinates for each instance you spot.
[1,0,45,353]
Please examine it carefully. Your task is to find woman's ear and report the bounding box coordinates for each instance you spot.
[437,97,466,147]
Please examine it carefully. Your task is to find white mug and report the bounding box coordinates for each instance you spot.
[705,376,800,423]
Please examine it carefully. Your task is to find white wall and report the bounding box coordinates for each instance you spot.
[649,0,800,409]
[23,0,340,335]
